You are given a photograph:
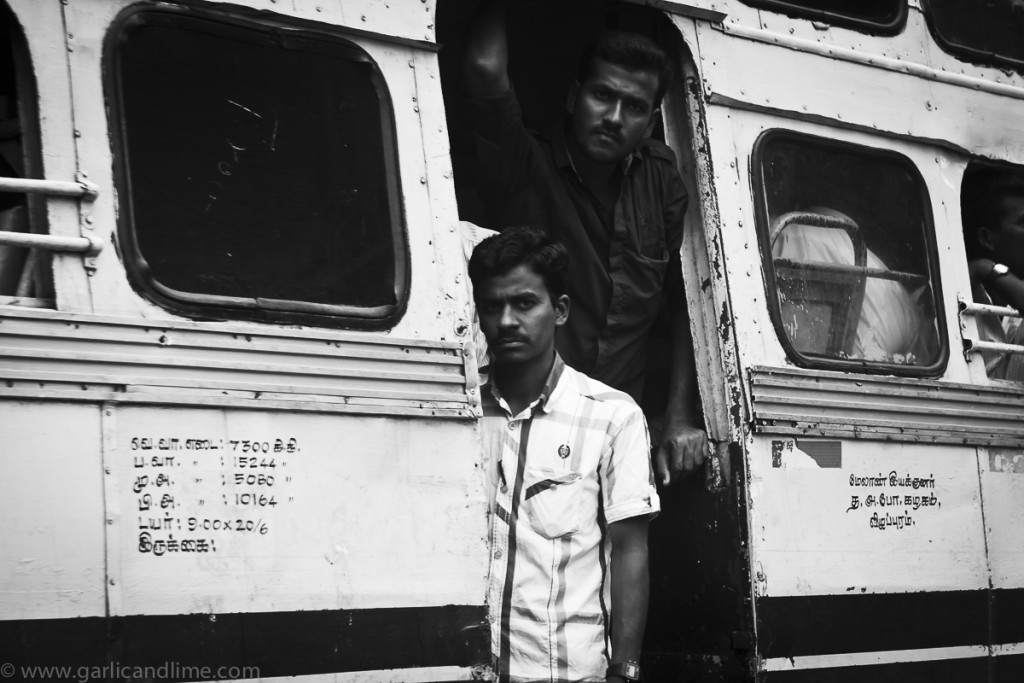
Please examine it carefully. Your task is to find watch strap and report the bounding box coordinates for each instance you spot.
[607,660,642,681]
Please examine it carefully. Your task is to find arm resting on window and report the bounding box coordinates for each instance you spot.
[970,258,1024,314]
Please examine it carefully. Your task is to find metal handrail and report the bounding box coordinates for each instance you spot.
[959,300,1022,320]
[0,230,103,256]
[959,296,1024,358]
[0,176,99,201]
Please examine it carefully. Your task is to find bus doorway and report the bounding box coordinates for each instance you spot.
[437,2,753,680]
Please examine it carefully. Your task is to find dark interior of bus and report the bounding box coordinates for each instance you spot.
[0,4,49,302]
[437,3,753,678]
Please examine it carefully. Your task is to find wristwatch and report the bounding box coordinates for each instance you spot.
[607,660,642,681]
[989,262,1010,281]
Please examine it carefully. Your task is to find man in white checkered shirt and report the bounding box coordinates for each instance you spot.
[469,226,661,683]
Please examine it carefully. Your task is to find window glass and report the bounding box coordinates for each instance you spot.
[922,0,1024,72]
[110,10,407,327]
[0,3,51,304]
[754,132,945,373]
[739,0,906,35]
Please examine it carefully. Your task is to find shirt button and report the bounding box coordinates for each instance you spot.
[500,484,508,494]
[507,422,517,431]
[494,548,503,559]
[487,613,496,623]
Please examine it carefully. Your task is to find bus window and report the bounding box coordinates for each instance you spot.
[922,0,1024,73]
[739,0,907,35]
[754,131,945,374]
[0,3,51,305]
[960,162,1024,382]
[107,8,408,328]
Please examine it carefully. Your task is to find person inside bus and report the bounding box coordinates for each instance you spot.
[469,226,658,683]
[961,170,1024,381]
[461,0,707,486]
[771,206,931,363]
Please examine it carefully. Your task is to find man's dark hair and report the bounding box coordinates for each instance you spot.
[577,30,674,106]
[961,168,1024,259]
[468,226,569,302]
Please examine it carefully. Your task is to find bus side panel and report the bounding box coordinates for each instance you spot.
[981,446,1024,653]
[748,438,990,672]
[0,401,491,678]
[0,401,107,620]
[108,405,488,616]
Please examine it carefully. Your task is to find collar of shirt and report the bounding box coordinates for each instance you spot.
[486,353,568,418]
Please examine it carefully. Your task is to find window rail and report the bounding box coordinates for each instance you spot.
[0,176,99,201]
[0,230,103,256]
[959,297,1024,357]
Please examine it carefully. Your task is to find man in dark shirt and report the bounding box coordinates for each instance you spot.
[463,0,707,483]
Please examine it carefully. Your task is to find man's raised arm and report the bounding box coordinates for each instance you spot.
[462,0,511,97]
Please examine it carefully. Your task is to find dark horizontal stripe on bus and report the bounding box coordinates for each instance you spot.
[764,655,990,682]
[994,587,1024,643]
[758,589,1024,659]
[0,604,488,680]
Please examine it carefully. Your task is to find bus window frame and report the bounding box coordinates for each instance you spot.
[738,0,908,36]
[920,0,1024,75]
[104,4,410,330]
[752,128,949,377]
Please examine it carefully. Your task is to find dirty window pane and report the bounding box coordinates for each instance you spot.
[0,3,52,305]
[112,11,407,326]
[755,133,944,373]
[922,0,1024,72]
[739,1,906,34]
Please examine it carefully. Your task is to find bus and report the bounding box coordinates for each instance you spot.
[1,0,1022,681]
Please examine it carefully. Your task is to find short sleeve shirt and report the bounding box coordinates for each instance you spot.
[465,89,688,402]
[481,355,661,682]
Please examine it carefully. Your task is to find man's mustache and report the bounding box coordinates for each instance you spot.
[594,124,623,140]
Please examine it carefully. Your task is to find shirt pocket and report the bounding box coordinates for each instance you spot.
[636,215,667,260]
[639,236,668,261]
[523,469,582,540]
